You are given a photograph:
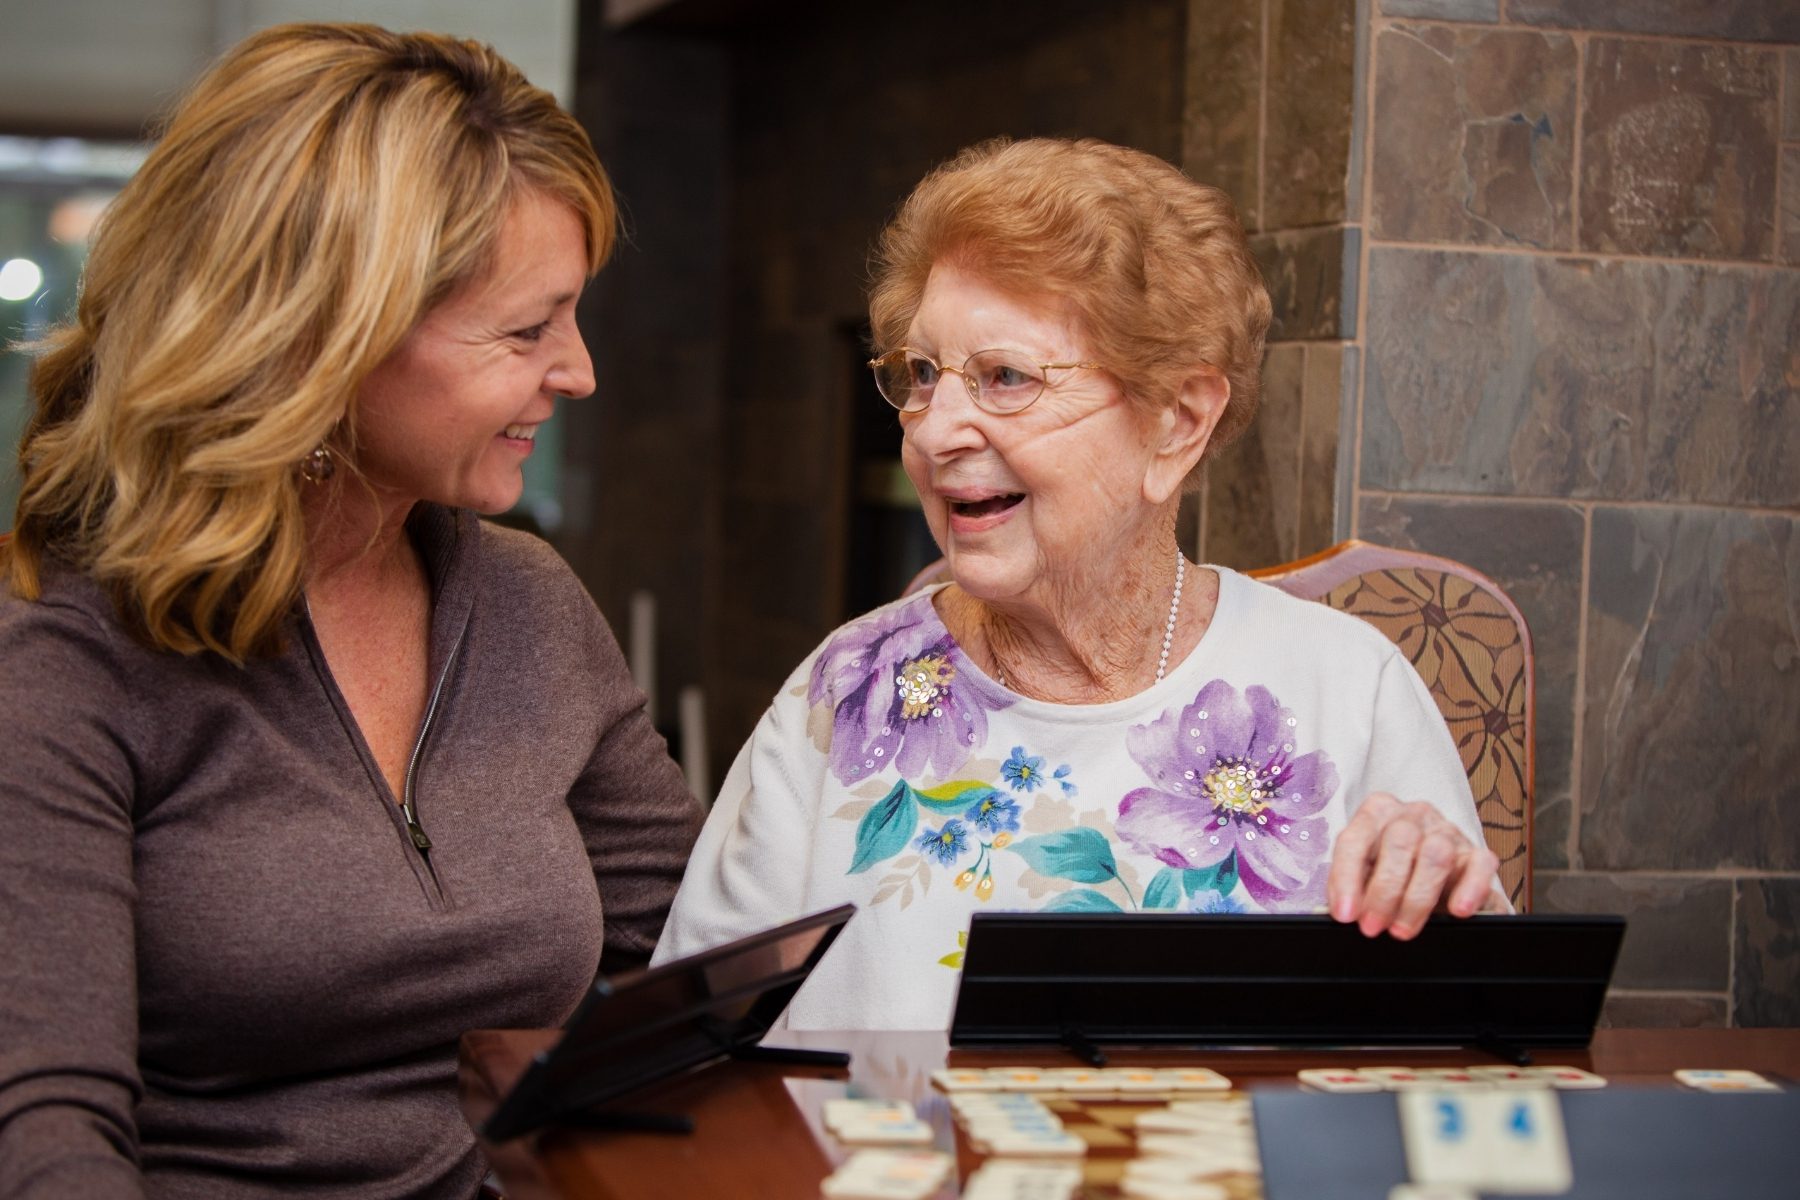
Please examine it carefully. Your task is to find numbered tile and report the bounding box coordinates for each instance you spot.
[824,1099,915,1132]
[1299,1068,1384,1093]
[1155,1067,1232,1092]
[1043,1068,1111,1094]
[1674,1069,1781,1093]
[987,1067,1062,1092]
[1398,1089,1572,1193]
[1524,1065,1606,1089]
[979,1129,1088,1158]
[1099,1067,1171,1094]
[820,1149,952,1200]
[835,1117,934,1146]
[932,1068,998,1092]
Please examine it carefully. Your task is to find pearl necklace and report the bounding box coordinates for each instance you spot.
[995,550,1187,693]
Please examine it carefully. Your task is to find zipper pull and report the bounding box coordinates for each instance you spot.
[406,814,433,853]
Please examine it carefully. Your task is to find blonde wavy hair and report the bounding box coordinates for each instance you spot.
[3,22,616,660]
[868,137,1271,491]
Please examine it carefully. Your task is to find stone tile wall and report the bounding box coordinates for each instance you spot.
[1350,0,1799,1025]
[1189,0,1361,571]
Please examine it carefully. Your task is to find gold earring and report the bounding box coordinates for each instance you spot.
[299,445,336,484]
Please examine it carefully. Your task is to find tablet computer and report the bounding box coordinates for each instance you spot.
[949,912,1624,1058]
[482,903,854,1141]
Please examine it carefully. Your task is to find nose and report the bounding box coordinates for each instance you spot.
[901,366,987,460]
[935,363,983,406]
[548,324,596,400]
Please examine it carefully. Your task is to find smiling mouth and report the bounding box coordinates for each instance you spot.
[950,493,1024,518]
[503,424,538,441]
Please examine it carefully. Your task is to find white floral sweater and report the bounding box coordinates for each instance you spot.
[655,567,1485,1030]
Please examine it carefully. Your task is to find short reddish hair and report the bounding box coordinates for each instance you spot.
[869,137,1271,487]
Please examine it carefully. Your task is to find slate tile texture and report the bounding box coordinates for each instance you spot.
[1264,0,1357,229]
[1252,226,1359,342]
[1734,877,1800,1026]
[1184,0,1263,231]
[1786,48,1800,139]
[1361,249,1800,508]
[1379,0,1497,20]
[1535,872,1733,992]
[1204,343,1306,570]
[1509,0,1800,44]
[1579,38,1779,261]
[1782,145,1800,265]
[1298,345,1346,557]
[1580,507,1800,874]
[1598,993,1729,1029]
[1372,24,1576,249]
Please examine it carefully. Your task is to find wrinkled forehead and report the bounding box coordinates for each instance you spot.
[906,261,1091,360]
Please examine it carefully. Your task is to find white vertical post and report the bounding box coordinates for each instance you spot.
[678,685,710,805]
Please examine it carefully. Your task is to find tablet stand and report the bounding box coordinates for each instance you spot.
[950,912,1625,1054]
[1060,1024,1108,1067]
[729,1044,853,1069]
[480,904,858,1143]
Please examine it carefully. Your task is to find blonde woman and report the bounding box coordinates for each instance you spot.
[0,24,701,1197]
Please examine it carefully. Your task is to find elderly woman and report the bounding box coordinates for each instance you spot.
[0,24,701,1197]
[657,138,1501,1030]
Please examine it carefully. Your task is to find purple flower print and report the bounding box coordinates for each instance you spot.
[1115,679,1338,908]
[809,594,1010,786]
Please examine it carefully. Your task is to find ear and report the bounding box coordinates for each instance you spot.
[1142,367,1229,506]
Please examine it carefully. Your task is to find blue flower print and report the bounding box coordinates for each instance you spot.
[1053,764,1078,797]
[1002,746,1047,793]
[1190,890,1248,915]
[965,793,1022,836]
[916,819,970,865]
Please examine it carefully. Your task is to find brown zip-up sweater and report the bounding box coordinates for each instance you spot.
[0,506,704,1198]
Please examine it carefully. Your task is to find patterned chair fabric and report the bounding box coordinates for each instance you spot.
[1250,540,1534,911]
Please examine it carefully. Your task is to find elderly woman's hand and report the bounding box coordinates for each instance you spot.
[1326,792,1501,939]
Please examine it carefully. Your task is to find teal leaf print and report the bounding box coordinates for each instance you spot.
[1007,828,1121,885]
[1042,888,1124,913]
[1142,867,1185,911]
[849,780,919,875]
[1183,849,1240,898]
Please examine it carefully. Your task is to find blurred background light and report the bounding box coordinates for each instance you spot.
[0,258,45,302]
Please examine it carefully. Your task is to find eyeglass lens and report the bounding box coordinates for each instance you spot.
[873,349,1047,413]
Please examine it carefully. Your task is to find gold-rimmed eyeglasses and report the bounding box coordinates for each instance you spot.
[867,347,1104,415]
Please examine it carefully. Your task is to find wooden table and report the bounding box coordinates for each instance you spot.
[459,1028,1800,1200]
